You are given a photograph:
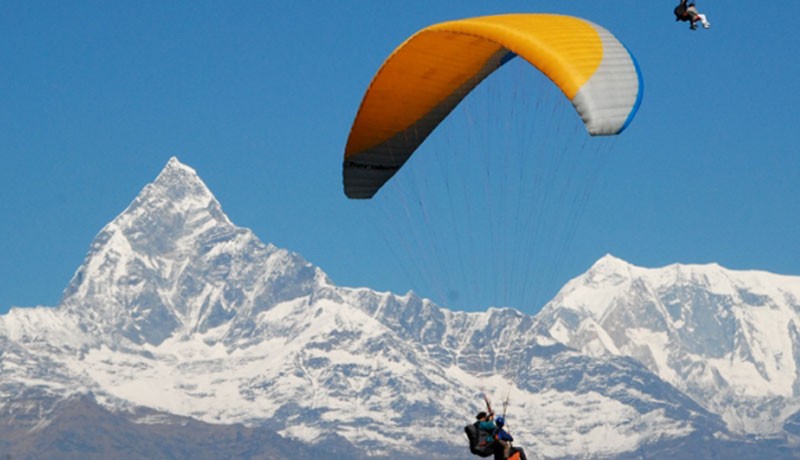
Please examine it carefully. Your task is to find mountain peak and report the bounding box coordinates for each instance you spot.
[165,155,187,170]
[591,253,632,272]
[58,157,245,343]
[539,256,800,436]
[110,157,233,242]
[144,157,224,215]
[156,156,202,186]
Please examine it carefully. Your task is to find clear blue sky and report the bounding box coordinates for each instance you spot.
[2,1,799,315]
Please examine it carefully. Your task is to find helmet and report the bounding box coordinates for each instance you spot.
[495,416,505,427]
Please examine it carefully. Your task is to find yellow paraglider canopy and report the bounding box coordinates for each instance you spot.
[343,14,642,199]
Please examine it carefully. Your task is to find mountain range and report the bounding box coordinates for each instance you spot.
[1,158,798,459]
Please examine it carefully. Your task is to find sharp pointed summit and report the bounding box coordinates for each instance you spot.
[152,157,221,206]
[58,157,320,346]
[118,156,233,242]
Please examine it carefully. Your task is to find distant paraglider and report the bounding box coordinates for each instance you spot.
[342,13,643,199]
[674,1,711,30]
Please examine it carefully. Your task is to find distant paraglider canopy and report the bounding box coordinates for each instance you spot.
[343,13,643,199]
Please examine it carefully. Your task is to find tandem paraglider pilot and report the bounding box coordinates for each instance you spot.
[465,411,528,460]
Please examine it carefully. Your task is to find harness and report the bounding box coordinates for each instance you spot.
[464,422,495,457]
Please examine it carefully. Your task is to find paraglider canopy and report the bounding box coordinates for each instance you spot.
[343,13,643,199]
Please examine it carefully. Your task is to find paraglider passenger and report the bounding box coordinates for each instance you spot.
[488,415,529,460]
[494,416,513,459]
[674,0,711,29]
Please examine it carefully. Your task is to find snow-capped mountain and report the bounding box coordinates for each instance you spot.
[535,254,800,436]
[1,158,798,459]
[56,157,324,348]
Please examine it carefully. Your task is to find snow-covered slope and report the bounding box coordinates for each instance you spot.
[535,254,800,435]
[1,158,797,459]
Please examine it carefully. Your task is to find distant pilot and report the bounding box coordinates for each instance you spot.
[674,0,711,30]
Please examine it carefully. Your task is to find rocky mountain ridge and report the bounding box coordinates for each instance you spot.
[535,254,800,435]
[1,158,798,459]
